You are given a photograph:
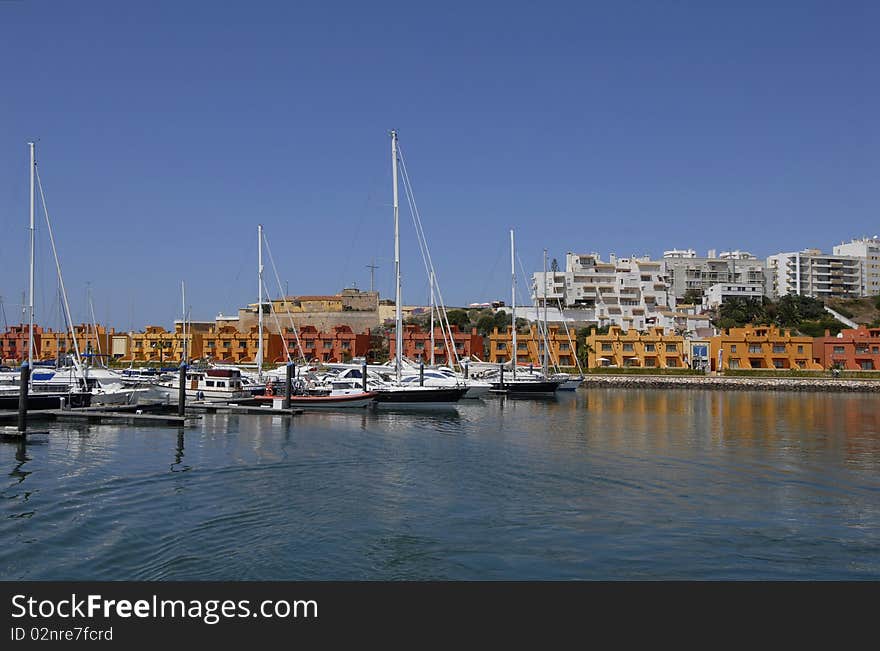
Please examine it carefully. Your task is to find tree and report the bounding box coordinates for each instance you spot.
[476,314,496,336]
[682,289,703,305]
[445,309,471,331]
[550,258,559,273]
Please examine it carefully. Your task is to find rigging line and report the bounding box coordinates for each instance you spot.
[261,275,290,364]
[396,146,459,366]
[35,164,85,380]
[557,296,583,374]
[516,252,557,370]
[262,230,306,364]
[397,149,454,363]
[397,146,459,366]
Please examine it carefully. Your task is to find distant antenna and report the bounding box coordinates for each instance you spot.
[366,260,380,292]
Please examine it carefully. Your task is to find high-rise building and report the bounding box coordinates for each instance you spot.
[766,249,863,299]
[832,237,880,297]
[662,249,769,300]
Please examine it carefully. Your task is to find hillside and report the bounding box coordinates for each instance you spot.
[826,297,880,327]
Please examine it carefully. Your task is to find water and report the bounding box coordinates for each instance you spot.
[1,389,878,580]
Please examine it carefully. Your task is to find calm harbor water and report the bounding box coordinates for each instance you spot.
[1,389,878,580]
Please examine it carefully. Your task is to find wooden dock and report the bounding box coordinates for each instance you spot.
[48,410,199,425]
[188,402,303,416]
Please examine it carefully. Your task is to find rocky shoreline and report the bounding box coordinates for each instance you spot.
[581,375,880,393]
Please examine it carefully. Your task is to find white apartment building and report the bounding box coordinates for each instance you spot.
[766,249,863,299]
[833,237,880,297]
[662,249,770,300]
[532,252,673,331]
[702,282,766,310]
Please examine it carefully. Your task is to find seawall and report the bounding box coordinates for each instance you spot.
[582,375,880,393]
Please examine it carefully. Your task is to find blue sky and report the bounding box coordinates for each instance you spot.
[1,1,877,329]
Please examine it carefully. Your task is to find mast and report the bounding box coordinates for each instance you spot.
[257,223,264,379]
[430,269,435,366]
[181,280,187,364]
[511,229,516,380]
[543,248,549,375]
[28,142,35,378]
[391,130,402,383]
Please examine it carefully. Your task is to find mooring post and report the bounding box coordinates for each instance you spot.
[178,362,187,417]
[18,362,30,434]
[284,361,293,409]
[499,363,505,389]
[419,360,424,386]
[361,360,368,392]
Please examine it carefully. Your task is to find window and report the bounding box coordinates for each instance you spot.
[601,343,613,352]
[749,345,762,354]
[517,343,528,351]
[623,343,634,352]
[207,341,215,348]
[731,345,737,353]
[772,345,785,354]
[239,342,247,349]
[833,346,845,354]
[341,341,350,350]
[644,357,656,367]
[729,359,740,369]
[415,342,424,349]
[645,343,655,352]
[560,343,569,351]
[860,360,874,370]
[206,380,215,387]
[773,359,785,369]
[797,345,803,354]
[223,342,231,348]
[666,358,679,367]
[665,344,677,352]
[323,341,332,349]
[497,343,506,350]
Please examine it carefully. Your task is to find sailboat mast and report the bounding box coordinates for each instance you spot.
[391,130,402,383]
[181,280,187,364]
[510,229,516,380]
[257,224,264,378]
[430,270,435,366]
[28,142,35,376]
[543,248,549,375]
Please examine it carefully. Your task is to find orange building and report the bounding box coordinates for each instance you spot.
[40,324,114,362]
[0,324,43,364]
[812,327,880,370]
[389,325,485,365]
[285,325,371,363]
[487,324,576,367]
[125,326,177,364]
[586,326,686,369]
[201,325,284,364]
[710,325,820,371]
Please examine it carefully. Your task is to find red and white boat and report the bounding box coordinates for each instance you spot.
[255,378,377,410]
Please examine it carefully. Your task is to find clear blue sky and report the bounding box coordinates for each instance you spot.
[1,1,877,330]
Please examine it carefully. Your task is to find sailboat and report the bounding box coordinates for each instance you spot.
[481,230,562,397]
[370,130,466,408]
[0,142,92,409]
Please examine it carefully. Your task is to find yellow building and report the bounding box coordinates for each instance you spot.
[709,325,821,371]
[269,295,344,313]
[487,325,577,367]
[586,326,686,369]
[40,324,113,361]
[125,326,178,364]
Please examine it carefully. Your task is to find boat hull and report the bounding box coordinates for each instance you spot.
[488,380,561,396]
[0,391,93,410]
[374,386,466,409]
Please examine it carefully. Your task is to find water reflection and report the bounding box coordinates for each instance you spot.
[0,389,877,580]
